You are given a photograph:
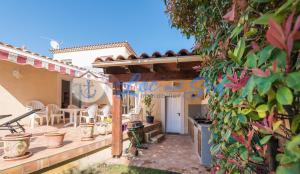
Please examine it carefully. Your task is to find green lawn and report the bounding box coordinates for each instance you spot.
[70,164,180,174]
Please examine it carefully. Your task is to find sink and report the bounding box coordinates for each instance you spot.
[194,118,212,124]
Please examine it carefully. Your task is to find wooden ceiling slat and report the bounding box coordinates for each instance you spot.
[100,58,201,82]
[104,67,127,74]
[127,65,151,73]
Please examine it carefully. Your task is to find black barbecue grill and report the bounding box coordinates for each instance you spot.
[126,121,146,155]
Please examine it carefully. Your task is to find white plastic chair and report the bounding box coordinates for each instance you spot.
[68,104,79,109]
[47,104,65,125]
[26,100,48,127]
[80,104,97,123]
[97,105,111,122]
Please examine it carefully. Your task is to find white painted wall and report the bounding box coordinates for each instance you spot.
[53,47,132,68]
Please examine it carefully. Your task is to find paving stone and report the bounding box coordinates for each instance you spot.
[106,134,210,174]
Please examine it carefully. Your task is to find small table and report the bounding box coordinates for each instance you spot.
[61,108,85,127]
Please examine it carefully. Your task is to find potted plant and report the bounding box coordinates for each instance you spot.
[80,123,94,141]
[2,133,32,160]
[143,94,154,124]
[44,132,66,148]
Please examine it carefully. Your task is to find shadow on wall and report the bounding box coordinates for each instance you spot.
[0,85,26,118]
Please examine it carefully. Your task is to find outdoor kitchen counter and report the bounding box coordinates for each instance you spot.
[188,117,212,167]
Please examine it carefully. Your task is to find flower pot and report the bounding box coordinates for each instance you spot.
[44,132,65,148]
[96,123,107,135]
[146,116,154,124]
[2,133,31,159]
[80,123,94,141]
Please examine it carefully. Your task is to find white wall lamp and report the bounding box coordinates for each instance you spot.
[12,69,22,79]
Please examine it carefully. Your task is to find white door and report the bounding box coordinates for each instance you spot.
[166,96,182,133]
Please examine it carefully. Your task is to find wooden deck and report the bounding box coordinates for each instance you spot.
[0,124,127,174]
[0,122,160,174]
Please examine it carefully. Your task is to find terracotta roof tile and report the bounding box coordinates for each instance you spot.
[128,54,137,60]
[116,55,125,60]
[93,49,195,64]
[165,50,176,57]
[94,57,103,62]
[178,49,190,56]
[140,53,150,58]
[105,57,114,61]
[152,51,162,58]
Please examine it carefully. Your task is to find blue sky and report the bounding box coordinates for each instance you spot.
[0,0,194,57]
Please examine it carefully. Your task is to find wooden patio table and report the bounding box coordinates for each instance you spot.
[61,108,85,128]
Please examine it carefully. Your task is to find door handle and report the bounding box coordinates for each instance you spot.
[177,113,181,116]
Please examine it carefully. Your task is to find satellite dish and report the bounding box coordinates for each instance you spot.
[50,40,60,49]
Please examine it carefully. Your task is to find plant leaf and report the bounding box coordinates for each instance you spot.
[284,12,294,37]
[224,129,232,141]
[252,68,271,77]
[256,104,268,118]
[276,87,293,105]
[238,114,247,124]
[291,114,300,133]
[260,135,272,145]
[234,38,246,63]
[275,0,295,15]
[266,19,286,50]
[254,13,282,25]
[245,53,258,68]
[286,72,300,91]
[272,120,282,131]
[240,108,252,115]
[230,24,243,38]
[276,163,300,174]
[223,2,236,22]
[251,155,264,163]
[258,45,274,66]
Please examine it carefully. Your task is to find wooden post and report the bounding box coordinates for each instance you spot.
[112,82,123,157]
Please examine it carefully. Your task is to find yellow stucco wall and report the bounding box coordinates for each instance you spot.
[0,60,64,119]
[0,60,110,125]
[138,79,204,134]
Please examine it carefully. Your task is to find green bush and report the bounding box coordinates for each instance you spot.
[165,0,300,173]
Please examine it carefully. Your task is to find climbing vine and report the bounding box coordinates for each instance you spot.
[165,0,300,173]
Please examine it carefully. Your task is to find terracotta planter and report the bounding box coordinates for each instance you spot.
[80,123,94,141]
[2,133,31,158]
[44,132,65,148]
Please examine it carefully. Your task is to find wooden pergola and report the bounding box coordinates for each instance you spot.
[92,50,203,157]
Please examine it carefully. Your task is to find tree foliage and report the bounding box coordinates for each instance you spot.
[165,0,300,173]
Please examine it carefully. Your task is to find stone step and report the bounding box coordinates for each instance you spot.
[149,129,160,138]
[145,129,161,143]
[150,134,165,144]
[143,122,162,133]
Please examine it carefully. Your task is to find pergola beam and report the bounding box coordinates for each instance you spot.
[93,55,203,68]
